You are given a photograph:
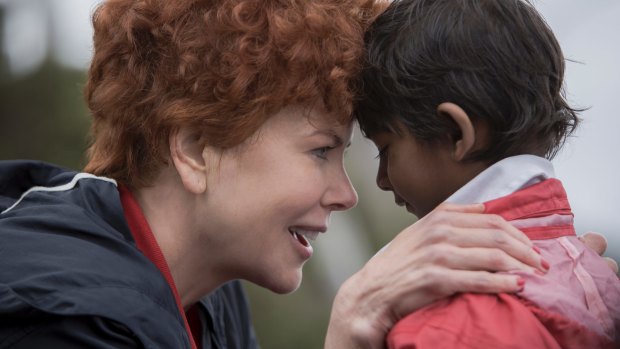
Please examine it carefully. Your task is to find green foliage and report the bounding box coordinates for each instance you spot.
[244,273,331,349]
[0,59,90,170]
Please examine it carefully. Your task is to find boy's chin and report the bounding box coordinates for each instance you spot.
[407,203,428,218]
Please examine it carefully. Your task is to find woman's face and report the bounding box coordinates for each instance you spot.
[200,106,358,293]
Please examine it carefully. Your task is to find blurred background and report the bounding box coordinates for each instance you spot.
[0,0,618,348]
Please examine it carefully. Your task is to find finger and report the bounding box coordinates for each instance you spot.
[578,232,607,255]
[425,244,543,273]
[426,209,533,247]
[434,202,485,214]
[603,257,619,274]
[392,267,523,318]
[422,268,524,297]
[428,227,545,272]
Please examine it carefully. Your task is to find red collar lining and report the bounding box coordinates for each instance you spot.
[483,179,575,240]
[119,185,198,349]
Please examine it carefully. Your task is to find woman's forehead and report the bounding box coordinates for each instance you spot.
[269,105,354,137]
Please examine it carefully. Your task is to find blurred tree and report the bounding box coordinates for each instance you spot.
[0,5,90,170]
[0,60,90,169]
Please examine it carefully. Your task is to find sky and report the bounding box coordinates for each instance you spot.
[1,0,619,262]
[1,0,99,75]
[538,1,620,258]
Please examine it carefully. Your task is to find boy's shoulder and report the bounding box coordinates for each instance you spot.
[387,178,618,349]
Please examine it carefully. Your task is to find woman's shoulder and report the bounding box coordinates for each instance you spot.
[0,161,189,347]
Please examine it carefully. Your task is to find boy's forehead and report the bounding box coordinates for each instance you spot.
[368,119,409,138]
[368,130,400,146]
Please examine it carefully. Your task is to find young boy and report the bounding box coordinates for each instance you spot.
[356,0,620,348]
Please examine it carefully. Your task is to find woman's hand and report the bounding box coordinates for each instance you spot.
[579,232,618,273]
[325,204,617,349]
[324,203,554,349]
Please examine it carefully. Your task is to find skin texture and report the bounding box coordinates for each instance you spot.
[136,106,357,306]
[370,103,489,218]
[579,232,619,274]
[325,202,549,349]
[372,130,461,217]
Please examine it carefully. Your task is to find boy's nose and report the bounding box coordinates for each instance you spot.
[375,161,392,191]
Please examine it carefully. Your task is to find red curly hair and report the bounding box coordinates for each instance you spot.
[84,0,383,188]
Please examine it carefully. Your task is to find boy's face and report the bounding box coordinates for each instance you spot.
[369,126,472,218]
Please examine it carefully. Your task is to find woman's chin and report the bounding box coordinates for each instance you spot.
[241,262,306,294]
[260,270,304,295]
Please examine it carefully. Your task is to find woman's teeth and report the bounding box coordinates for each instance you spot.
[295,229,319,241]
[289,229,320,247]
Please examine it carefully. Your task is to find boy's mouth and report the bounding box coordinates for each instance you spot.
[394,195,417,215]
[395,197,416,214]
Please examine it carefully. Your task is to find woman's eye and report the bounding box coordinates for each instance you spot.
[312,147,332,159]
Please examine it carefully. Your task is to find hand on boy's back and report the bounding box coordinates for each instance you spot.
[579,231,619,274]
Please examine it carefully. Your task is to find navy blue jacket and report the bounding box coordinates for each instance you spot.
[0,160,259,349]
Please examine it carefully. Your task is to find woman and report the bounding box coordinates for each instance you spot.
[0,0,610,348]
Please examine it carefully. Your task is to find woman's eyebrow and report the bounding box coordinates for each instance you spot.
[308,130,351,148]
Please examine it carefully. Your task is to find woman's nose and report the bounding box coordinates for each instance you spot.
[324,170,358,211]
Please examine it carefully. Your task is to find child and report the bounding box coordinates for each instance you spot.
[356,0,620,348]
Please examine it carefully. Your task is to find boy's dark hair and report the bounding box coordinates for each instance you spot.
[356,0,580,162]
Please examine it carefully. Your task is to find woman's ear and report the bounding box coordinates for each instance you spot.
[437,102,475,161]
[169,127,208,194]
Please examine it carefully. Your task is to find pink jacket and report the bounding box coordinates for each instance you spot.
[388,179,620,348]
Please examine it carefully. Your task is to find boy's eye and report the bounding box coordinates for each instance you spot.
[375,145,388,160]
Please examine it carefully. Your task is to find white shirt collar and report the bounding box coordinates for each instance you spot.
[446,154,555,205]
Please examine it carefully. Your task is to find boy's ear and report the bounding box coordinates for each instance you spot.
[169,127,208,194]
[436,102,475,161]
